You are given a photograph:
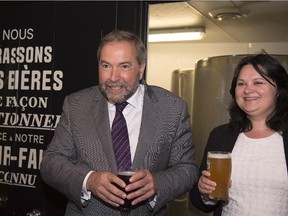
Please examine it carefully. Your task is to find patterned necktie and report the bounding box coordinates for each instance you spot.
[111,102,132,170]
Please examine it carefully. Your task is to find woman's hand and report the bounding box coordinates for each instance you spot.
[198,170,217,196]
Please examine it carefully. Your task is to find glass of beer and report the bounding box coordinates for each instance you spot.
[117,170,136,214]
[207,151,232,201]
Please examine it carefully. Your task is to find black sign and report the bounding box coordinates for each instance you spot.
[0,2,148,215]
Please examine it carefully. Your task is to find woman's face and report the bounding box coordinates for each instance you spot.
[235,64,277,121]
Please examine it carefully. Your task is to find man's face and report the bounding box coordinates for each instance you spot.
[99,41,145,104]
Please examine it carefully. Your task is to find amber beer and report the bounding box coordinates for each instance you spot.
[207,151,231,201]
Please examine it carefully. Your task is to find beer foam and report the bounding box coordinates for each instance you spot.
[208,152,231,159]
[118,171,136,176]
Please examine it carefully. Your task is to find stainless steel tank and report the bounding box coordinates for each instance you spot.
[170,68,196,216]
[170,54,288,216]
[171,68,194,121]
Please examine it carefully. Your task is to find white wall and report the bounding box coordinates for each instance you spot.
[146,42,288,90]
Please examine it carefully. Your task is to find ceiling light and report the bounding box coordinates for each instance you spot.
[208,8,247,21]
[148,28,205,42]
[213,12,245,21]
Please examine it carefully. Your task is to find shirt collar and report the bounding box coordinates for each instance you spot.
[107,84,144,108]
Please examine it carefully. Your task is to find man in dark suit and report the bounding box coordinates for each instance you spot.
[40,30,198,215]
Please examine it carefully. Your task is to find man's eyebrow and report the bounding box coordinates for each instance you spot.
[119,61,132,65]
[99,60,109,64]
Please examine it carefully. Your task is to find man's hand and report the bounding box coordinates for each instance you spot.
[86,171,127,207]
[125,169,157,206]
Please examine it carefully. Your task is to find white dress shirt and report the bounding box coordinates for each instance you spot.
[108,84,144,161]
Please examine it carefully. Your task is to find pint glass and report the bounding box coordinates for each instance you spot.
[117,170,136,211]
[207,151,231,201]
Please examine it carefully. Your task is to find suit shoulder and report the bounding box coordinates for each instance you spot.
[65,86,100,104]
[69,86,99,96]
[148,85,184,102]
[68,86,99,98]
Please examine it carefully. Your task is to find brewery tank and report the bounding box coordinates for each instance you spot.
[170,54,288,216]
[192,54,288,165]
[169,68,197,216]
[171,68,194,121]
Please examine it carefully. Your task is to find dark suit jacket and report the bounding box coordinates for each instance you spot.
[190,124,288,216]
[40,83,198,216]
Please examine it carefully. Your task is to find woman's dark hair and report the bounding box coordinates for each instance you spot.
[229,54,288,132]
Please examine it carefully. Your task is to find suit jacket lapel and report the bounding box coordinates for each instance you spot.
[132,85,158,169]
[91,94,118,172]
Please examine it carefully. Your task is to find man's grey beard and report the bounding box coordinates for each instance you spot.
[99,80,139,104]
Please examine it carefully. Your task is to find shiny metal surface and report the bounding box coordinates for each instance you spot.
[171,68,194,121]
[170,68,210,216]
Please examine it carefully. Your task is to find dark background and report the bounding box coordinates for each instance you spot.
[0,1,149,215]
